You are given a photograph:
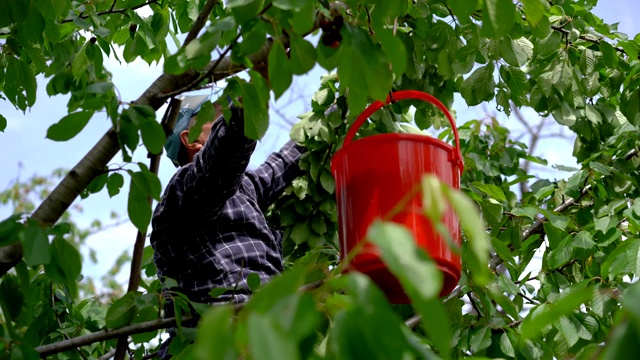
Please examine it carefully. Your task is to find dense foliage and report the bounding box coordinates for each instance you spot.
[1,0,640,358]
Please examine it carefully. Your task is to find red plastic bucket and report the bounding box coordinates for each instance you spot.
[331,90,463,303]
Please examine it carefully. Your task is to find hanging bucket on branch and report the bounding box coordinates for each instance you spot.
[331,90,464,303]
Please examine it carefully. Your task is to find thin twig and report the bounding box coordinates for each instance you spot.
[142,351,159,359]
[52,286,89,360]
[98,349,116,360]
[518,292,540,305]
[115,99,183,360]
[467,292,483,318]
[161,4,275,99]
[182,0,219,47]
[60,1,159,23]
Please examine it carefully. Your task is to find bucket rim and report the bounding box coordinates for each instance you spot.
[331,133,462,175]
[339,90,464,173]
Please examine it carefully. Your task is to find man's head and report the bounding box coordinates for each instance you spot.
[165,95,223,167]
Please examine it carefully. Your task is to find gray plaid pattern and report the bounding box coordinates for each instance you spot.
[150,106,303,304]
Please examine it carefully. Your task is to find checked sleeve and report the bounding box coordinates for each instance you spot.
[179,106,257,218]
[245,140,305,211]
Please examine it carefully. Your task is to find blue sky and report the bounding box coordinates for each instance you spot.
[0,1,636,284]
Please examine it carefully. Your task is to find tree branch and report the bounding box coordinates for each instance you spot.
[488,148,639,272]
[35,316,196,357]
[182,0,219,47]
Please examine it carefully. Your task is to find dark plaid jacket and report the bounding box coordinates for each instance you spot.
[150,106,304,304]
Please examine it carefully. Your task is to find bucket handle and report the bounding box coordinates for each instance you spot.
[343,90,464,173]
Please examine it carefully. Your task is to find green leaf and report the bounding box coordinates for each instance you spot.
[194,306,237,360]
[502,37,534,67]
[482,0,515,38]
[500,332,516,357]
[231,76,269,140]
[320,170,335,194]
[585,104,602,124]
[539,209,570,230]
[5,56,37,109]
[0,215,24,247]
[488,284,519,319]
[85,81,115,94]
[619,40,638,61]
[367,221,443,300]
[0,275,23,321]
[289,35,316,75]
[290,1,315,34]
[442,183,491,285]
[139,163,162,201]
[547,235,573,269]
[268,39,292,99]
[491,237,515,266]
[290,220,310,244]
[128,172,152,233]
[340,240,450,353]
[521,285,593,339]
[72,43,90,79]
[44,237,82,295]
[521,0,546,26]
[472,182,507,202]
[574,231,596,250]
[511,206,539,220]
[602,239,639,280]
[107,173,125,197]
[378,29,407,77]
[273,0,309,11]
[189,101,216,143]
[480,199,504,226]
[311,214,327,235]
[247,272,261,291]
[531,14,552,39]
[580,48,598,74]
[470,326,492,352]
[21,222,50,267]
[0,114,6,132]
[461,63,496,106]
[106,292,139,329]
[556,316,579,347]
[247,313,299,360]
[331,273,420,359]
[600,41,619,68]
[620,86,640,126]
[139,119,165,155]
[448,0,478,20]
[317,41,342,71]
[552,56,573,93]
[46,111,94,141]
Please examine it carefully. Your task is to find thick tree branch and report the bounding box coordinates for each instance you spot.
[36,279,324,357]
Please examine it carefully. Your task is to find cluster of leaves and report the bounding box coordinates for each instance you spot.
[3,0,640,359]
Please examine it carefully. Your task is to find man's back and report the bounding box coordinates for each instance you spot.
[151,105,304,304]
